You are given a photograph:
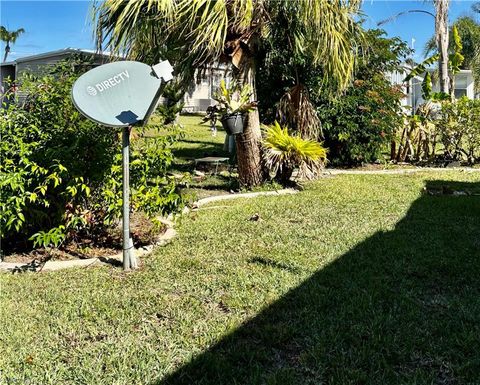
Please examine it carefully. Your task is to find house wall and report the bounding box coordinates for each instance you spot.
[4,49,226,113]
[0,64,15,90]
[462,72,474,99]
[2,51,111,105]
[16,53,107,78]
[427,72,474,98]
[387,67,476,114]
[182,67,229,113]
[0,64,16,107]
[16,54,66,77]
[385,70,412,108]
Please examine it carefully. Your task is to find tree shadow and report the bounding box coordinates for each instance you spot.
[172,145,229,164]
[155,180,480,384]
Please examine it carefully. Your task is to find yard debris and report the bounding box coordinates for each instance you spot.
[423,185,472,196]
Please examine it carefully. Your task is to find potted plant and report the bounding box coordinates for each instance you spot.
[213,80,257,135]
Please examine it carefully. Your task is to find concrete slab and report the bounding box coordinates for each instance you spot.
[42,258,100,271]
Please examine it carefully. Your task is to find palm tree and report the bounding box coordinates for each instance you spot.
[472,2,480,14]
[425,16,480,93]
[378,0,450,94]
[0,26,25,62]
[435,0,450,94]
[95,0,361,187]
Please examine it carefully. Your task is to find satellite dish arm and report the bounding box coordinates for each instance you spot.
[141,60,174,125]
[141,80,167,126]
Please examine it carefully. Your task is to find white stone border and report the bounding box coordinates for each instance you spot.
[0,189,297,273]
[323,167,480,175]
[193,188,297,208]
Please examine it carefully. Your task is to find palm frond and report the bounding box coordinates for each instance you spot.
[263,121,327,180]
[296,0,363,90]
[423,36,437,58]
[377,9,435,27]
[95,0,362,91]
[0,26,25,43]
[94,0,175,57]
[277,84,322,140]
[404,54,439,82]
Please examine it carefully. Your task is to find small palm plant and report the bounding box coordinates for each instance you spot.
[263,121,327,185]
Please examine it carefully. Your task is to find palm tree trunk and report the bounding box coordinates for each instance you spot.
[435,0,450,94]
[3,42,10,63]
[235,60,265,187]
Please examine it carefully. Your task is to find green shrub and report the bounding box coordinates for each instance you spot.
[318,75,405,165]
[99,125,184,226]
[437,97,480,164]
[0,58,184,253]
[263,121,327,184]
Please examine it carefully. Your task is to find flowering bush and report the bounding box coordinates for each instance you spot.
[318,75,405,165]
[0,59,184,254]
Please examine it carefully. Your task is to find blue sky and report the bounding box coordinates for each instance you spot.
[362,0,478,60]
[0,0,478,62]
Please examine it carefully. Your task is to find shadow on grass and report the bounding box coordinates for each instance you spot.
[181,175,240,197]
[155,180,480,384]
[248,256,301,274]
[172,145,229,164]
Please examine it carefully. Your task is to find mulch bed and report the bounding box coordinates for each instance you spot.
[3,212,165,264]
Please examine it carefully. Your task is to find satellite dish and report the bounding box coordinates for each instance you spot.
[71,60,174,271]
[72,60,173,127]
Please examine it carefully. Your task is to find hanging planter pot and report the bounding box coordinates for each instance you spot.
[221,112,245,135]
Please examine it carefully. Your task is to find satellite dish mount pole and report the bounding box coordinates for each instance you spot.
[122,125,137,270]
[70,60,174,272]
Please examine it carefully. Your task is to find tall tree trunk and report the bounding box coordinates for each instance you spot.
[3,42,10,63]
[235,60,265,187]
[435,0,450,94]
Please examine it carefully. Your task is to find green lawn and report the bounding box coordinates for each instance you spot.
[1,171,480,384]
[168,115,237,197]
[172,115,228,164]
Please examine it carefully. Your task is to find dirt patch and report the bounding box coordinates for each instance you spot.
[3,212,165,264]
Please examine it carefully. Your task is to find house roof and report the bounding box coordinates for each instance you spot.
[425,68,472,75]
[0,48,114,67]
[0,60,16,67]
[412,68,474,82]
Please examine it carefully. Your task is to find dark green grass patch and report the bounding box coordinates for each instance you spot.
[172,115,229,169]
[1,172,479,384]
[170,115,235,197]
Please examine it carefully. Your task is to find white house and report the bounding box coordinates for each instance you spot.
[386,65,476,113]
[1,48,226,113]
[182,66,229,113]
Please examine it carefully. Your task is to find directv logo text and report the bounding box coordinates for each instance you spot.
[86,70,130,96]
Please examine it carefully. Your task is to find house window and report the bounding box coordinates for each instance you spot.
[454,89,467,99]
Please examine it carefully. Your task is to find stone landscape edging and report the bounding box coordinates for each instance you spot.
[323,167,480,175]
[0,189,297,273]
